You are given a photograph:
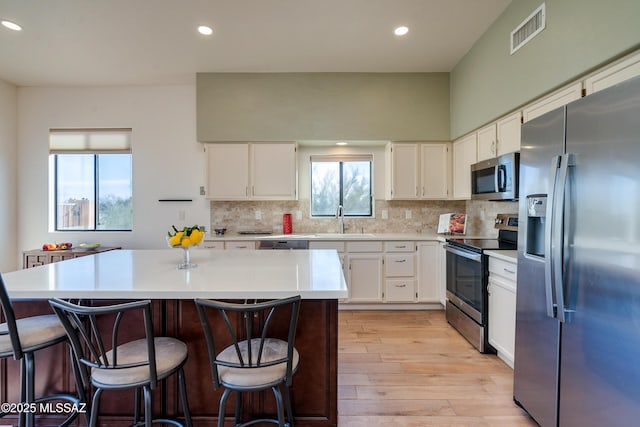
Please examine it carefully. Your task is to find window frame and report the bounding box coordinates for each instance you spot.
[309,155,374,218]
[50,128,133,232]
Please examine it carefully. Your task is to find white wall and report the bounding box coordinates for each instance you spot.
[17,85,210,255]
[0,79,18,272]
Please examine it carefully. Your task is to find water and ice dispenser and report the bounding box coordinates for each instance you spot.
[526,195,547,257]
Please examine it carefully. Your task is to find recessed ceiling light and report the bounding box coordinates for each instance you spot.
[197,25,213,36]
[1,20,22,31]
[394,26,409,36]
[336,142,348,146]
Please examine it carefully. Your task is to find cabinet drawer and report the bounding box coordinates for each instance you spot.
[384,241,414,252]
[346,241,382,253]
[385,279,416,302]
[309,241,345,252]
[489,256,517,282]
[385,254,415,277]
[24,254,49,268]
[225,241,256,250]
[202,241,225,250]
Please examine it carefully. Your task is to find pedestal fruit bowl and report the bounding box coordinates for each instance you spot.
[167,225,205,269]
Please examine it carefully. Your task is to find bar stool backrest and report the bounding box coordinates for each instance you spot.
[49,298,158,389]
[0,273,24,359]
[195,295,301,389]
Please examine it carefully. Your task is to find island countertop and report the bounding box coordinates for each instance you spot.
[3,249,348,300]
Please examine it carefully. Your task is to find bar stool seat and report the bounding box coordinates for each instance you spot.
[91,337,187,386]
[0,314,67,355]
[217,338,299,388]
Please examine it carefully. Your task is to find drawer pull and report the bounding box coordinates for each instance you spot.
[395,284,407,288]
[394,259,407,263]
[395,245,407,249]
[235,245,247,249]
[503,268,516,274]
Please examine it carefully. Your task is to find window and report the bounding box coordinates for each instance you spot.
[310,155,373,217]
[50,129,132,231]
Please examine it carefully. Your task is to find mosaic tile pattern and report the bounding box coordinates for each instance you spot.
[209,199,516,236]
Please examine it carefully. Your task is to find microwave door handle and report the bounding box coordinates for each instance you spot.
[494,165,500,193]
[545,155,561,318]
[498,165,507,191]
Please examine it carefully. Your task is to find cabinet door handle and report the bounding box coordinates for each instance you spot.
[503,268,516,274]
[395,284,407,288]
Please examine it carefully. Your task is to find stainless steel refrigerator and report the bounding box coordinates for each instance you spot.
[514,75,640,427]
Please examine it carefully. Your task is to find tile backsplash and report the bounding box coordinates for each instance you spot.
[209,199,518,236]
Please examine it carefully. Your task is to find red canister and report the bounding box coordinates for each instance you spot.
[283,213,292,234]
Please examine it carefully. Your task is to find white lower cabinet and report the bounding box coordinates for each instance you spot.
[488,255,517,368]
[384,241,416,302]
[224,241,256,250]
[438,242,447,306]
[417,242,441,303]
[202,241,224,250]
[348,253,383,302]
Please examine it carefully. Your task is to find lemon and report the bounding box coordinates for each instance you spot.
[190,229,203,245]
[169,235,181,247]
[181,237,192,248]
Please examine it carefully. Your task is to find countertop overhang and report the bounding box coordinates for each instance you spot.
[207,232,449,242]
[4,249,348,300]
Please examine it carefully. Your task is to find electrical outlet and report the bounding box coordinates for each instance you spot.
[295,210,302,220]
[178,210,186,221]
[381,209,388,219]
[199,186,205,196]
[405,209,412,219]
[255,210,262,220]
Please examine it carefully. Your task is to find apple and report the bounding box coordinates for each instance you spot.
[47,243,57,250]
[42,244,48,250]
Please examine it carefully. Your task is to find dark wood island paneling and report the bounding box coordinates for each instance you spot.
[0,299,338,427]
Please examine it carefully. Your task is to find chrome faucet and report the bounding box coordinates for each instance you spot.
[336,204,345,234]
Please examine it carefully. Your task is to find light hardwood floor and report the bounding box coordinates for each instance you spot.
[338,310,538,426]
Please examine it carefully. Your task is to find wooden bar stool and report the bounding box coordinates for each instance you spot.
[0,273,86,427]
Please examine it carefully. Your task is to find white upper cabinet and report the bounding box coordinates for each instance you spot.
[206,144,250,200]
[477,123,497,161]
[386,142,450,200]
[452,133,477,200]
[251,143,297,199]
[522,82,583,123]
[386,143,420,199]
[496,111,522,155]
[420,143,450,199]
[584,50,640,95]
[206,142,297,200]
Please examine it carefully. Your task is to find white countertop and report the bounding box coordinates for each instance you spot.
[485,250,518,262]
[3,249,348,300]
[206,232,454,242]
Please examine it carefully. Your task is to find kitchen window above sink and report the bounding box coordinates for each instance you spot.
[310,154,373,218]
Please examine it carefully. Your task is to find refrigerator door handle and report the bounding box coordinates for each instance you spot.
[544,155,561,318]
[556,154,575,323]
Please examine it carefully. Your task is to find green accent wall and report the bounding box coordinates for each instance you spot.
[450,0,640,139]
[197,72,449,142]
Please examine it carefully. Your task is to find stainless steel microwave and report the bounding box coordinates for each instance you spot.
[470,152,519,201]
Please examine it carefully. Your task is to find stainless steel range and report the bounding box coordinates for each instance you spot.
[445,214,518,353]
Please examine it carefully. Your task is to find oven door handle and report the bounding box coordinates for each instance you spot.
[445,245,482,262]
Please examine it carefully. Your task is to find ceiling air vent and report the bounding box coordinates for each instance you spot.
[510,3,546,55]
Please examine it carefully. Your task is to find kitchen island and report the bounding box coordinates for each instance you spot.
[2,249,347,427]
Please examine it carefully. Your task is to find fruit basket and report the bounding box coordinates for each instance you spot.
[167,225,205,269]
